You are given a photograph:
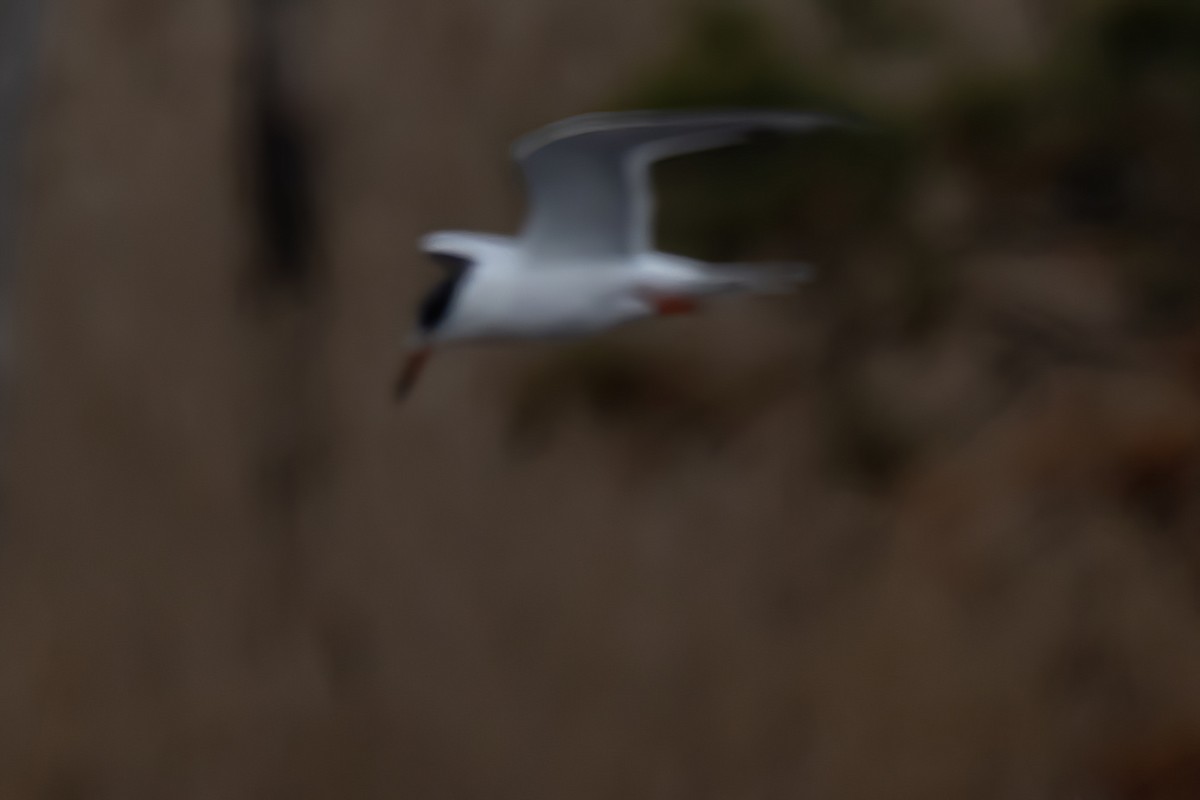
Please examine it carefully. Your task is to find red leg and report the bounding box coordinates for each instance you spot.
[647,294,699,316]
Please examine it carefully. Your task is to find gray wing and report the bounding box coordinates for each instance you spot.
[511,109,852,263]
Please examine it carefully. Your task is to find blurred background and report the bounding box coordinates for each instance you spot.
[2,0,1200,797]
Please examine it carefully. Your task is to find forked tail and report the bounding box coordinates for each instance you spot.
[697,261,816,295]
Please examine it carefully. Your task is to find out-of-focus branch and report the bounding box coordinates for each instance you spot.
[247,0,316,297]
[243,0,325,622]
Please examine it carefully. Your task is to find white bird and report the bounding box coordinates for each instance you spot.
[396,109,855,399]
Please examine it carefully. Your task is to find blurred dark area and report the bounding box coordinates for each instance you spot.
[3,0,1200,797]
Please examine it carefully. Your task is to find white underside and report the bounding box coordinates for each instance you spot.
[416,111,839,348]
[437,242,771,344]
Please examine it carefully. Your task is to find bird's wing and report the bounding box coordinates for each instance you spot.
[511,109,852,264]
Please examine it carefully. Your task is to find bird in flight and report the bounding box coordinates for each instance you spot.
[396,109,855,400]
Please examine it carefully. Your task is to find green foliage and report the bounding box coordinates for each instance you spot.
[613,5,842,113]
[815,0,940,52]
[931,74,1045,167]
[509,0,1200,463]
[649,131,912,262]
[610,3,919,262]
[1095,0,1200,79]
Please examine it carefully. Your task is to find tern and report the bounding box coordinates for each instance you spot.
[396,109,854,399]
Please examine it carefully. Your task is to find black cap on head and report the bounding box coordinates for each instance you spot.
[416,254,471,335]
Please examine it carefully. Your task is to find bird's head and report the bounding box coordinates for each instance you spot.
[394,236,478,401]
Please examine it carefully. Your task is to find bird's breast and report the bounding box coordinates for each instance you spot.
[455,266,650,340]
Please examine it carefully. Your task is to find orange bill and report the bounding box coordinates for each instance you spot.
[394,347,432,401]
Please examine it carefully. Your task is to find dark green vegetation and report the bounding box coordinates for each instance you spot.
[514,0,1200,487]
